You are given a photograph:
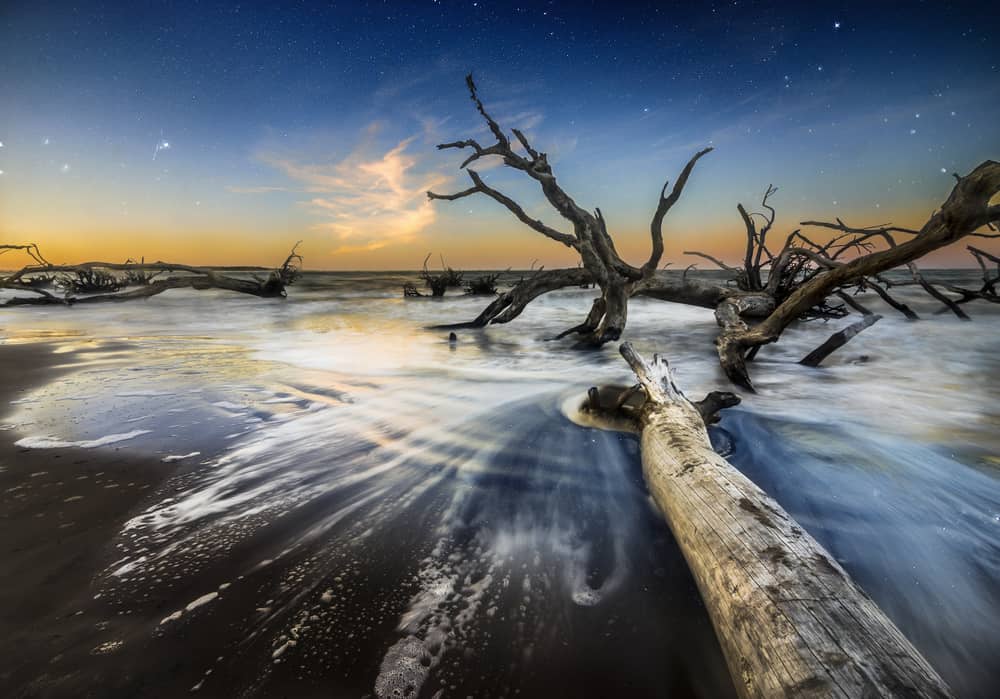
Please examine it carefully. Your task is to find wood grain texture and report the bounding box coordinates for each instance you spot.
[620,343,953,698]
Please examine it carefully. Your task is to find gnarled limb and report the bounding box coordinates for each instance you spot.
[645,147,713,276]
[0,243,50,266]
[933,245,1000,310]
[906,262,970,320]
[429,267,593,330]
[713,294,776,388]
[428,170,578,249]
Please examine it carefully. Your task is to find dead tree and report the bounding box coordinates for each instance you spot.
[429,74,713,346]
[708,165,1000,388]
[583,344,953,699]
[0,243,302,307]
[429,75,1000,389]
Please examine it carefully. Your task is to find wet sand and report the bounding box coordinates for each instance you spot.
[0,340,735,698]
[1,345,138,693]
[0,343,194,696]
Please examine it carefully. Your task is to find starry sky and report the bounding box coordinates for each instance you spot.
[1,0,998,269]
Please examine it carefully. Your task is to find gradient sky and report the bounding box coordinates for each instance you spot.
[1,0,998,269]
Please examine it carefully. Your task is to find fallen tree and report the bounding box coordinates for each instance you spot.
[584,343,953,698]
[0,243,302,307]
[428,75,1000,389]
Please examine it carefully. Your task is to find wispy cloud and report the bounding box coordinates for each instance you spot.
[262,130,447,254]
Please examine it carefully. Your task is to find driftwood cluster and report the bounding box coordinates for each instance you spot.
[403,253,503,297]
[429,75,1000,390]
[0,243,302,306]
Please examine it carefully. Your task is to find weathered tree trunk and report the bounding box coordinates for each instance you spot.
[612,343,952,698]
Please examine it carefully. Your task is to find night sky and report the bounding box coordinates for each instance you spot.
[1,0,998,268]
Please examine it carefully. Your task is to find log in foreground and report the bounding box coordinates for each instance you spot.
[597,342,951,698]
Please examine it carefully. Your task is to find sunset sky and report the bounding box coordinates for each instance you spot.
[1,0,998,270]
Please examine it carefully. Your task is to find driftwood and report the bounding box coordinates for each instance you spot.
[415,253,462,297]
[428,75,1000,389]
[464,270,503,295]
[799,314,882,367]
[0,243,302,306]
[587,343,952,698]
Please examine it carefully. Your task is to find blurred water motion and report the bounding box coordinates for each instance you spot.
[3,269,998,697]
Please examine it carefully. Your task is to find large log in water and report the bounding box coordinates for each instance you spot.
[616,343,952,698]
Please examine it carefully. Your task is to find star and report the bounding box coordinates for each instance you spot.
[0,141,4,148]
[42,138,50,145]
[60,163,71,173]
[834,21,841,29]
[153,139,172,160]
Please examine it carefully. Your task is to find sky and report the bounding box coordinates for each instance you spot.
[1,0,998,270]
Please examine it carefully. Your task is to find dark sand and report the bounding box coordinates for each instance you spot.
[0,343,192,697]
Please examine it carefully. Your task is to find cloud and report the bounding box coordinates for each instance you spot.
[225,185,288,194]
[262,132,448,254]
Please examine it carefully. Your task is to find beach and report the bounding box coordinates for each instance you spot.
[0,270,998,697]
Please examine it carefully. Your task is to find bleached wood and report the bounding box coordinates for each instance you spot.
[619,342,953,698]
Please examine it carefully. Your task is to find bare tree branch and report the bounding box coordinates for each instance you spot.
[429,169,578,248]
[644,147,713,275]
[799,314,882,367]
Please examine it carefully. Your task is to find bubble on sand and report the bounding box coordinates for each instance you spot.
[571,588,602,606]
[374,636,431,699]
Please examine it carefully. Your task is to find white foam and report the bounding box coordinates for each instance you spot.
[161,452,201,463]
[14,430,151,449]
[185,591,219,611]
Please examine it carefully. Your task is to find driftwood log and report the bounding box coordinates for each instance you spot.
[0,243,302,306]
[428,74,1000,390]
[586,343,952,698]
